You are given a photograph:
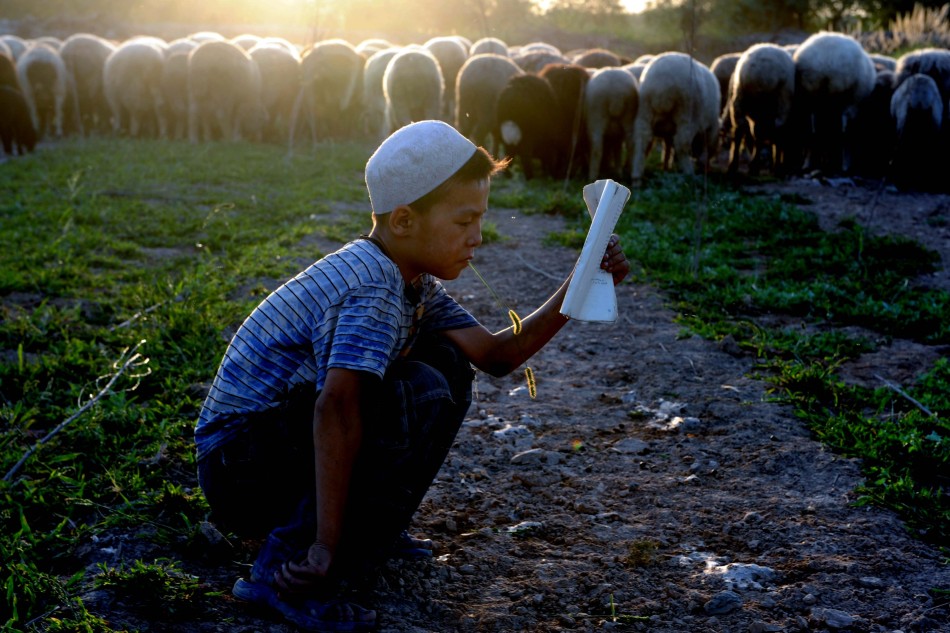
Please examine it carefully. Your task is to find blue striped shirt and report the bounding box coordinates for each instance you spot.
[195,238,478,460]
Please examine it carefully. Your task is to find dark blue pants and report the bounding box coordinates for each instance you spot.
[197,335,473,584]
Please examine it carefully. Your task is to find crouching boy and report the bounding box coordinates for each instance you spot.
[195,120,630,631]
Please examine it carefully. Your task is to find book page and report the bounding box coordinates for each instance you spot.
[559,179,631,322]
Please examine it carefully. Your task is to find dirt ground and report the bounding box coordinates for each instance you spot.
[81,176,950,632]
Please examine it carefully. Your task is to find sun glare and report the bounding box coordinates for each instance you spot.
[533,0,649,13]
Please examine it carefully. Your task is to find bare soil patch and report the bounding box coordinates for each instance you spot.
[82,177,950,632]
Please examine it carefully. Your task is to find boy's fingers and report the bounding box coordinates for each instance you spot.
[274,561,324,593]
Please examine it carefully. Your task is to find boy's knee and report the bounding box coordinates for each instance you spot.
[404,334,474,394]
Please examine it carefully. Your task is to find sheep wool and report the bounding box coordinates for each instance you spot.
[365,120,477,215]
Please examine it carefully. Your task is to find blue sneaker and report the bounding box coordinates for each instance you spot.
[232,578,376,632]
[393,530,433,560]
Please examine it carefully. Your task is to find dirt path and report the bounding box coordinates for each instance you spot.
[85,178,950,632]
[365,180,950,632]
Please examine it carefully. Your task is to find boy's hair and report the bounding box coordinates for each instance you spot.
[408,148,509,213]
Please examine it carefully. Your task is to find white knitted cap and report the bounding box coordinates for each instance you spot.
[365,120,478,214]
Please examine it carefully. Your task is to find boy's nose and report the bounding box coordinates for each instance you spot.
[468,226,482,248]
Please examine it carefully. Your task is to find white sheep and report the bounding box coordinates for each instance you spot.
[361,47,399,141]
[258,37,300,57]
[248,42,301,143]
[710,52,741,114]
[517,42,562,57]
[33,36,63,51]
[60,33,116,136]
[104,38,168,138]
[895,48,950,106]
[231,34,261,51]
[725,43,796,175]
[165,38,199,59]
[423,36,468,121]
[584,67,639,181]
[622,61,648,82]
[16,42,69,138]
[383,47,444,136]
[161,51,191,140]
[160,40,197,140]
[187,40,263,143]
[512,50,570,74]
[356,38,396,58]
[470,37,508,57]
[297,39,364,141]
[188,31,226,44]
[128,36,168,52]
[573,48,623,69]
[870,53,897,72]
[453,36,472,53]
[792,31,876,173]
[631,52,721,182]
[455,53,523,153]
[0,35,28,61]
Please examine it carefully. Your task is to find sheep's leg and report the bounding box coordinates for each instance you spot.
[673,126,695,175]
[728,118,749,174]
[215,106,232,142]
[587,122,605,182]
[154,95,167,139]
[631,118,652,183]
[53,89,65,138]
[188,101,200,143]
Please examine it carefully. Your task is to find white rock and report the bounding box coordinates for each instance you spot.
[611,438,649,454]
[510,448,561,466]
[706,562,776,591]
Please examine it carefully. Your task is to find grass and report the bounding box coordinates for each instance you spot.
[1,139,948,630]
[0,137,375,630]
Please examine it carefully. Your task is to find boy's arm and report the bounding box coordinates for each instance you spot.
[275,367,364,592]
[444,234,630,377]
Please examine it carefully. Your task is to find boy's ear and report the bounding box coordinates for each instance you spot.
[388,205,415,236]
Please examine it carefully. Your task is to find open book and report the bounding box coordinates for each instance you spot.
[559,179,631,322]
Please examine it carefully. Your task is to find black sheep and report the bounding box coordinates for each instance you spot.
[890,73,946,191]
[0,53,18,90]
[494,73,569,180]
[539,63,591,179]
[0,86,37,155]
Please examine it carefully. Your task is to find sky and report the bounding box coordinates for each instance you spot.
[619,0,649,12]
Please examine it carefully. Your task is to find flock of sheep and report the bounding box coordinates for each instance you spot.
[1,29,949,190]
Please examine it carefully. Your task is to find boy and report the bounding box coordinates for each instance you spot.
[195,120,630,631]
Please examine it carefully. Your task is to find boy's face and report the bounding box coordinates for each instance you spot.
[408,178,490,281]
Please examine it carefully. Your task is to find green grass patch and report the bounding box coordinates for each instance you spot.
[0,137,375,629]
[2,141,948,629]
[603,174,950,544]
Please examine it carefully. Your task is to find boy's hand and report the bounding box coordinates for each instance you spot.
[601,234,630,286]
[274,541,333,595]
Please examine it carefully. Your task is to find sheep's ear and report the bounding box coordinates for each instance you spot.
[388,205,415,236]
